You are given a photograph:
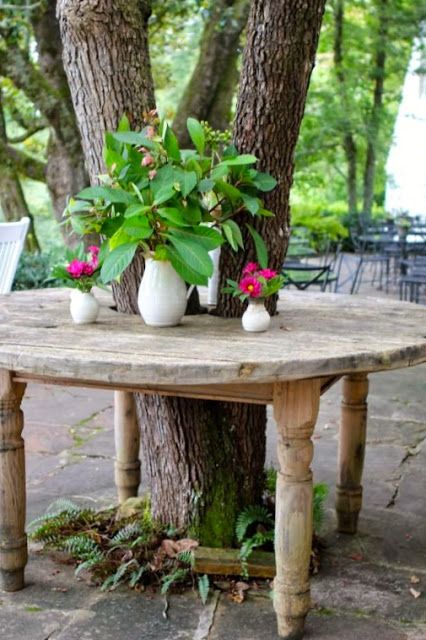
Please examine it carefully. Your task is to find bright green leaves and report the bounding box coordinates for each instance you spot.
[165,246,208,286]
[163,124,181,162]
[222,220,244,251]
[100,243,137,284]
[165,235,213,279]
[77,186,136,206]
[247,224,268,268]
[252,172,277,192]
[167,226,223,251]
[186,117,205,155]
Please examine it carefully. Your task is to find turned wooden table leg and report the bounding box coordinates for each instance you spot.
[273,379,321,640]
[0,370,27,591]
[336,373,368,534]
[114,391,141,503]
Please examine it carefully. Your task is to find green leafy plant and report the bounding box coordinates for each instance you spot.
[236,477,329,577]
[52,245,102,292]
[65,111,277,286]
[223,262,285,301]
[13,252,61,291]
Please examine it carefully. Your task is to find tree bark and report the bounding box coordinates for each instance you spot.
[31,0,88,244]
[215,0,327,318]
[0,90,40,252]
[173,0,249,146]
[362,0,388,216]
[333,0,358,214]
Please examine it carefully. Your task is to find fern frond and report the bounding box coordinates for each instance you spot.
[235,505,274,542]
[62,535,104,561]
[101,559,138,591]
[198,574,209,605]
[129,565,146,588]
[160,568,188,595]
[110,522,143,546]
[176,550,194,567]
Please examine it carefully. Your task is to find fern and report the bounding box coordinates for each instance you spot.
[129,564,146,588]
[109,522,143,547]
[198,574,210,605]
[62,535,103,561]
[101,559,139,591]
[264,468,277,495]
[176,550,194,567]
[160,568,189,595]
[235,505,274,543]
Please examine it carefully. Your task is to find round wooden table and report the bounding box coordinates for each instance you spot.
[1,288,425,639]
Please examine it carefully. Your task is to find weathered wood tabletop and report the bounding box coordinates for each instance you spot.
[1,288,425,640]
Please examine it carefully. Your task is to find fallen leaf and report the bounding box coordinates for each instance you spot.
[410,575,420,584]
[279,325,292,331]
[409,588,421,599]
[349,553,363,561]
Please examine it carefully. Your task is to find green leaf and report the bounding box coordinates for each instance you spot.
[168,226,224,251]
[67,199,91,213]
[211,164,229,180]
[182,200,202,224]
[153,186,176,206]
[112,131,155,148]
[124,204,151,218]
[174,170,197,198]
[222,219,244,251]
[166,246,208,286]
[247,224,268,269]
[198,575,210,606]
[258,208,275,217]
[157,208,191,227]
[77,186,136,205]
[103,148,126,172]
[122,216,153,239]
[166,234,213,277]
[101,215,124,238]
[252,172,277,192]
[186,118,205,155]
[100,243,138,283]
[214,180,242,202]
[197,178,215,193]
[222,154,257,166]
[118,114,130,131]
[241,193,260,215]
[164,125,181,162]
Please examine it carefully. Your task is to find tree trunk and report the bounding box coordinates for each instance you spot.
[333,0,358,215]
[173,0,249,146]
[58,0,326,546]
[58,0,265,546]
[0,90,40,252]
[362,0,388,216]
[215,0,327,318]
[31,0,88,244]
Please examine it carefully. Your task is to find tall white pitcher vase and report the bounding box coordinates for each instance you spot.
[138,258,187,327]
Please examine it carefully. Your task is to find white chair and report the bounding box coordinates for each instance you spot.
[0,217,30,294]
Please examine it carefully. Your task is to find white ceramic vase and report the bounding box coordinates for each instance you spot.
[242,299,271,332]
[70,289,100,324]
[138,258,187,327]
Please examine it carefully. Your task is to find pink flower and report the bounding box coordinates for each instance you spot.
[82,262,95,276]
[148,169,157,180]
[258,268,277,280]
[239,276,263,298]
[141,153,154,167]
[88,246,99,268]
[243,262,259,275]
[66,259,85,278]
[88,245,99,257]
[145,126,155,139]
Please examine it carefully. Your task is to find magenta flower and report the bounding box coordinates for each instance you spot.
[243,262,259,276]
[258,268,277,280]
[141,153,154,167]
[82,262,95,276]
[88,245,99,257]
[239,276,263,298]
[66,259,85,278]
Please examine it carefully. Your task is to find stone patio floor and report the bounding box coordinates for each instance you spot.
[1,287,425,639]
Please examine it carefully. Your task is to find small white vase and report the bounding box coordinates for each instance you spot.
[69,289,100,324]
[138,258,187,327]
[242,299,271,332]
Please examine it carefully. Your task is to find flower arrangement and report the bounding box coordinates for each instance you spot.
[64,111,277,286]
[223,262,285,301]
[52,245,101,293]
